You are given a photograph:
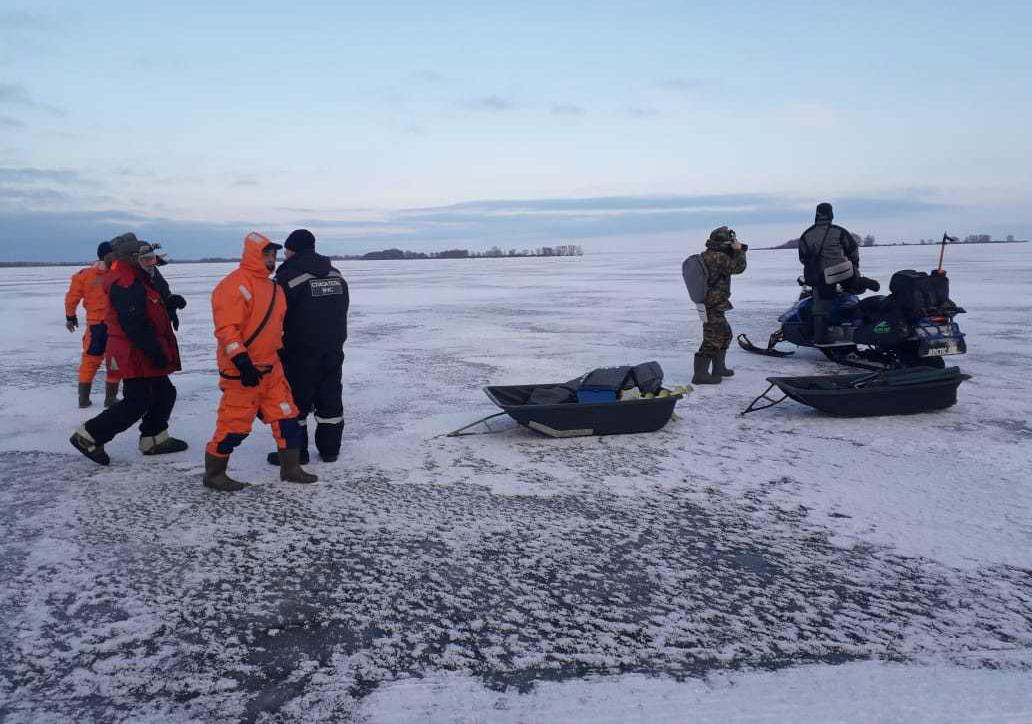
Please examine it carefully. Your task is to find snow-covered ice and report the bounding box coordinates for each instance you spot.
[1,244,1030,722]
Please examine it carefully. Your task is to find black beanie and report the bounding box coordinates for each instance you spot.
[97,241,114,259]
[284,229,316,252]
[815,202,834,221]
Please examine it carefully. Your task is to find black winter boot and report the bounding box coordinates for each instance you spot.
[140,430,189,456]
[78,382,92,408]
[70,426,110,465]
[812,314,830,345]
[266,448,310,466]
[713,349,734,377]
[203,453,248,491]
[104,381,119,407]
[278,449,318,484]
[692,354,722,385]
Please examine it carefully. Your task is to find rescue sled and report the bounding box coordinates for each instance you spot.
[445,362,686,438]
[481,383,684,437]
[741,366,971,417]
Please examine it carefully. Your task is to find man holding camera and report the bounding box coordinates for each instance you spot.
[693,226,748,385]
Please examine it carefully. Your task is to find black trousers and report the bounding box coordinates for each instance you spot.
[282,349,344,457]
[85,376,177,445]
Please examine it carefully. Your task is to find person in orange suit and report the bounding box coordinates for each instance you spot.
[203,232,318,491]
[66,241,122,408]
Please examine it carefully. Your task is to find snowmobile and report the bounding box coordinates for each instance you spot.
[738,271,967,371]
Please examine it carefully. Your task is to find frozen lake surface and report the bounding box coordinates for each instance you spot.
[1,244,1030,722]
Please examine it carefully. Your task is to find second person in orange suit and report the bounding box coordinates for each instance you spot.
[65,241,122,408]
[203,232,318,491]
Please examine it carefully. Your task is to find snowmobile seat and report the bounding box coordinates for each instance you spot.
[857,294,890,320]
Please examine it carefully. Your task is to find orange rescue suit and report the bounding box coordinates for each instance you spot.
[65,262,121,384]
[206,233,300,457]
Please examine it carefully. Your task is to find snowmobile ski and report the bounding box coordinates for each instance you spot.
[737,332,795,358]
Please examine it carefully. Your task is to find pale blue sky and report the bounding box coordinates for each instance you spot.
[1,1,1030,260]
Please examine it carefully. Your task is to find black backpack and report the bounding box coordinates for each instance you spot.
[889,270,950,319]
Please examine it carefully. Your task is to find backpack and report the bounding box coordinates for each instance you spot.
[681,254,708,303]
[889,269,949,319]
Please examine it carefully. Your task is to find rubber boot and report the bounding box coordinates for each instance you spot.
[266,448,310,466]
[812,314,830,345]
[104,381,119,408]
[203,453,248,491]
[69,425,110,466]
[139,430,189,456]
[692,353,722,385]
[78,382,92,409]
[712,349,734,377]
[278,448,318,484]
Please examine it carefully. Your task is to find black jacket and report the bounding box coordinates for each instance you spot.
[798,216,860,286]
[275,249,349,351]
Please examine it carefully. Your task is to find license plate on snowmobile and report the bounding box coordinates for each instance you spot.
[923,340,962,356]
[915,322,966,357]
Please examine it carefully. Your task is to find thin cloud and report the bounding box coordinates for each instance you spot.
[625,106,660,118]
[460,95,516,112]
[0,82,64,115]
[659,77,706,95]
[0,166,82,184]
[0,10,57,30]
[0,185,72,204]
[0,114,24,129]
[0,193,955,262]
[412,69,446,84]
[550,104,585,117]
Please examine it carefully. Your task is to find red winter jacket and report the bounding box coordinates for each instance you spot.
[103,260,182,379]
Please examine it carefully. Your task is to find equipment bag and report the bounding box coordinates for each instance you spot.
[890,269,937,319]
[823,259,854,284]
[682,254,709,320]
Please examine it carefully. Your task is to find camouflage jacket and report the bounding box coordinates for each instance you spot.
[701,246,747,311]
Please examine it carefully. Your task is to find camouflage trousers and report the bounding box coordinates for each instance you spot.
[698,307,732,356]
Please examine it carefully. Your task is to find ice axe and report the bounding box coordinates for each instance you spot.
[936,232,958,274]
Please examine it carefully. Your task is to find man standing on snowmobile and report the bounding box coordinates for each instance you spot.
[65,241,121,408]
[694,226,747,384]
[797,202,865,345]
[69,234,188,465]
[266,229,350,467]
[203,232,317,491]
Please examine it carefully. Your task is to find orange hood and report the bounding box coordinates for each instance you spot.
[240,232,277,277]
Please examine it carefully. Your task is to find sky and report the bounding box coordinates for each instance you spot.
[1,0,1031,261]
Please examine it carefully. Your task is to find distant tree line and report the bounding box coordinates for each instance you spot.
[916,234,1023,245]
[772,232,1028,250]
[774,233,875,250]
[349,244,584,261]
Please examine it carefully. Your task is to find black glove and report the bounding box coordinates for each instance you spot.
[146,347,168,369]
[169,309,180,332]
[167,294,187,310]
[232,353,263,387]
[66,315,78,332]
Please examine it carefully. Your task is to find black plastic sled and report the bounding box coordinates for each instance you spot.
[741,366,971,417]
[482,384,683,437]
